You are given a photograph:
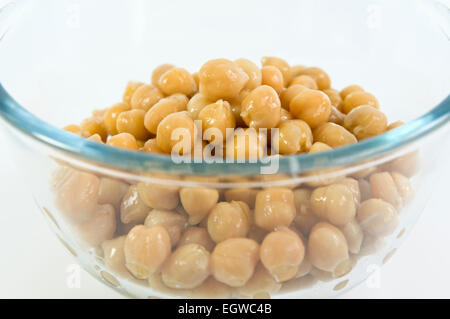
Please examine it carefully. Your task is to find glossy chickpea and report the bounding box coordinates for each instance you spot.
[254,188,296,231]
[211,238,260,287]
[293,188,319,235]
[241,85,281,129]
[344,105,388,140]
[224,188,258,209]
[279,108,294,124]
[124,225,171,279]
[235,58,262,90]
[277,120,313,155]
[260,228,305,282]
[226,128,266,160]
[290,89,331,128]
[116,109,151,141]
[75,204,116,247]
[98,177,129,208]
[391,172,413,204]
[87,134,103,143]
[261,56,292,86]
[261,66,284,94]
[159,68,197,96]
[120,184,151,224]
[144,209,187,247]
[80,117,107,142]
[156,111,196,154]
[313,122,357,147]
[130,84,164,112]
[340,84,364,100]
[151,64,175,88]
[137,179,180,211]
[369,172,402,209]
[199,58,249,100]
[101,236,128,275]
[103,103,131,136]
[357,199,398,236]
[337,178,361,205]
[280,84,308,109]
[177,226,215,252]
[323,88,344,110]
[290,64,306,77]
[290,75,318,90]
[343,91,379,114]
[339,219,364,254]
[141,138,166,154]
[238,263,282,297]
[298,67,331,90]
[198,100,236,142]
[328,106,345,126]
[107,133,139,150]
[186,93,214,119]
[144,94,188,134]
[123,81,145,105]
[207,201,251,243]
[180,187,219,225]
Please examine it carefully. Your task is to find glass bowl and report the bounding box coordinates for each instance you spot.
[0,0,449,299]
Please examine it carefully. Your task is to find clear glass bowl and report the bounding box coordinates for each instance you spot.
[0,0,449,298]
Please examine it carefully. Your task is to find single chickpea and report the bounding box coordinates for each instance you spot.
[387,121,404,131]
[308,222,350,275]
[254,188,296,231]
[177,226,215,252]
[120,184,151,224]
[293,188,319,235]
[159,68,197,97]
[237,263,282,298]
[339,219,364,254]
[357,199,398,236]
[98,177,129,209]
[141,138,166,154]
[328,106,346,125]
[277,119,313,155]
[290,75,318,90]
[144,209,187,247]
[391,172,414,205]
[261,66,284,94]
[380,151,419,177]
[340,84,364,100]
[290,64,306,77]
[280,84,308,109]
[101,236,128,275]
[224,188,258,209]
[323,88,344,111]
[198,100,236,142]
[210,238,260,287]
[358,179,372,201]
[130,84,164,112]
[103,102,131,136]
[87,134,103,143]
[261,56,292,86]
[343,91,379,114]
[313,122,357,147]
[226,128,266,160]
[290,89,331,129]
[298,67,331,90]
[124,225,171,279]
[161,244,210,289]
[116,109,151,141]
[137,179,180,211]
[309,141,332,153]
[123,81,145,105]
[199,58,249,100]
[207,201,251,243]
[190,277,232,299]
[336,178,361,205]
[241,85,281,129]
[63,124,81,135]
[144,94,188,134]
[187,93,215,120]
[279,108,294,124]
[370,172,402,209]
[107,133,139,150]
[180,187,219,225]
[151,64,175,88]
[75,204,116,247]
[80,117,107,142]
[260,228,305,282]
[310,184,356,226]
[344,105,388,140]
[156,111,196,154]
[235,58,262,90]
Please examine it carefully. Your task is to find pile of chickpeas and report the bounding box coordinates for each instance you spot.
[54,57,418,298]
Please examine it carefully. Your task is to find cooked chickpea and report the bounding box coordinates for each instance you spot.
[241,85,281,129]
[178,226,215,252]
[75,204,116,247]
[137,180,179,211]
[224,188,258,209]
[277,120,313,155]
[279,108,294,124]
[151,64,175,88]
[80,117,107,141]
[98,177,129,208]
[199,58,249,100]
[124,225,171,279]
[337,178,361,205]
[344,105,388,140]
[261,66,284,94]
[261,56,292,86]
[357,199,398,236]
[238,263,282,297]
[339,219,364,254]
[387,121,404,131]
[290,64,306,77]
[141,138,166,154]
[290,75,318,90]
[198,100,236,142]
[298,67,331,90]
[309,141,332,153]
[161,244,210,289]
[207,201,251,243]
[343,91,379,114]
[123,81,145,105]
[369,172,402,209]
[63,124,81,135]
[235,58,262,90]
[103,102,131,136]
[144,94,188,134]
[186,93,214,119]
[130,84,164,112]
[226,128,266,160]
[293,188,319,235]
[87,133,103,143]
[179,187,219,225]
[254,188,296,231]
[323,88,344,110]
[310,184,356,226]
[391,172,413,204]
[116,109,151,141]
[328,106,346,125]
[340,84,364,100]
[107,133,139,150]
[101,236,128,275]
[156,111,196,154]
[210,238,259,287]
[120,184,151,224]
[144,209,187,247]
[190,277,232,299]
[260,228,305,282]
[159,68,197,96]
[290,89,331,129]
[358,179,372,201]
[381,151,419,177]
[313,122,357,148]
[280,84,308,109]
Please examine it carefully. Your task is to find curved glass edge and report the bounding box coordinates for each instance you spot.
[0,84,449,175]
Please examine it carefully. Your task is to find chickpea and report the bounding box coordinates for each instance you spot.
[290,75,318,90]
[323,88,344,110]
[350,166,378,179]
[260,228,305,282]
[261,66,284,94]
[238,263,282,297]
[156,111,196,154]
[293,188,319,235]
[313,122,357,147]
[235,58,262,90]
[151,64,175,88]
[104,103,131,136]
[391,172,413,204]
[241,85,281,129]
[228,89,250,127]
[340,84,364,100]
[329,106,346,126]
[101,236,128,275]
[87,133,103,143]
[359,179,372,201]
[210,238,260,287]
[143,94,188,134]
[124,225,171,279]
[186,93,214,119]
[370,172,402,209]
[130,84,164,112]
[144,209,187,247]
[310,184,356,226]
[192,72,200,89]
[280,84,308,109]
[226,128,266,160]
[178,226,215,252]
[107,133,139,150]
[308,222,350,275]
[387,121,404,131]
[161,244,210,289]
[277,120,313,155]
[344,105,388,140]
[337,178,361,205]
[261,56,292,86]
[190,277,232,299]
[63,124,81,135]
[279,108,294,124]
[116,109,150,141]
[290,89,331,129]
[120,184,150,224]
[357,199,398,236]
[380,151,419,177]
[254,188,296,231]
[290,64,306,77]
[178,187,219,225]
[159,68,197,97]
[298,67,331,90]
[80,117,107,142]
[123,81,145,105]
[137,180,180,211]
[75,204,116,247]
[224,188,258,209]
[141,138,166,154]
[98,177,129,209]
[198,100,236,142]
[339,219,364,254]
[343,91,379,114]
[207,201,251,243]
[309,141,332,153]
[199,58,249,100]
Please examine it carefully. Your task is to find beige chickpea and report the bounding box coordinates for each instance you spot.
[124,225,171,279]
[343,91,379,114]
[238,263,282,297]
[308,222,350,275]
[293,188,319,235]
[151,64,175,88]
[156,111,196,154]
[280,84,308,109]
[391,172,414,204]
[159,68,197,97]
[144,209,187,247]
[104,102,131,136]
[261,56,292,86]
[310,184,356,226]
[279,108,294,124]
[309,141,332,153]
[344,105,388,140]
[370,172,402,209]
[130,84,164,112]
[313,122,357,147]
[101,236,128,275]
[107,133,139,150]
[241,85,281,129]
[387,121,404,131]
[80,117,107,142]
[340,84,364,100]
[357,199,398,236]
[98,177,129,209]
[358,179,372,201]
[224,188,258,209]
[277,120,313,155]
[339,219,364,254]
[137,180,180,211]
[207,201,251,243]
[75,204,116,247]
[199,58,249,100]
[120,184,151,224]
[290,75,318,90]
[186,93,214,119]
[141,138,167,155]
[290,89,331,129]
[211,238,260,287]
[116,109,151,141]
[329,106,346,125]
[290,64,306,77]
[161,244,210,289]
[260,228,305,282]
[298,67,331,90]
[254,188,296,231]
[123,81,145,105]
[180,187,219,225]
[235,58,262,90]
[177,226,215,252]
[323,88,344,110]
[380,151,419,177]
[337,178,361,206]
[226,128,266,160]
[190,277,232,299]
[198,100,236,142]
[87,133,103,143]
[261,66,284,94]
[144,94,188,134]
